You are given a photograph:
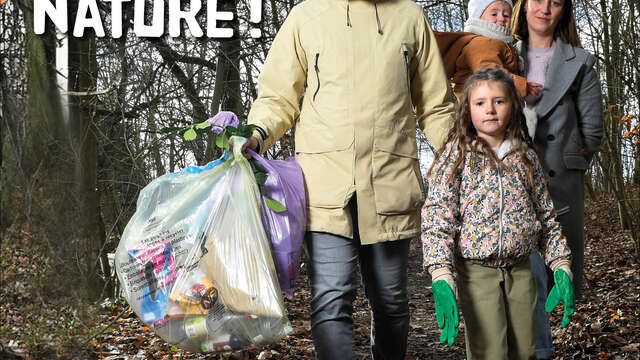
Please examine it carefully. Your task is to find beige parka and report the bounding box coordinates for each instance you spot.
[248,0,455,244]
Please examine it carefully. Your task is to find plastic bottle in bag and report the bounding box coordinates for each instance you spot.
[184,315,226,339]
[229,315,287,345]
[153,318,210,353]
[200,335,250,352]
[159,318,188,344]
[183,314,251,351]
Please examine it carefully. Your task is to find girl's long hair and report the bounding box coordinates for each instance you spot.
[512,0,581,47]
[428,68,536,185]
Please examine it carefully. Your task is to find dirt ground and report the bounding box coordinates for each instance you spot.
[1,193,639,359]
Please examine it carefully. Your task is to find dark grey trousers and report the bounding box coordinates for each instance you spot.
[547,170,586,298]
[532,170,586,359]
[305,230,410,360]
[530,252,554,359]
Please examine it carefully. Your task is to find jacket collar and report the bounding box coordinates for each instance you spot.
[469,138,518,160]
[517,39,580,118]
[494,138,517,160]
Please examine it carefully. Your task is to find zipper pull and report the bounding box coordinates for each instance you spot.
[401,44,409,68]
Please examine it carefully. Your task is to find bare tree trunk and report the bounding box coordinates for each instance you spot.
[204,0,242,162]
[13,0,108,299]
[67,3,107,299]
[634,156,640,186]
[598,0,640,257]
[17,0,77,297]
[218,0,242,117]
[1,3,28,232]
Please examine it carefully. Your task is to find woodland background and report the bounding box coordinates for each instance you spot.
[0,0,639,358]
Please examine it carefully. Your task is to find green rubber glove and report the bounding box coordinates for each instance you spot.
[545,269,575,327]
[432,280,459,345]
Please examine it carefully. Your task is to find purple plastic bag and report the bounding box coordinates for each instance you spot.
[247,149,306,299]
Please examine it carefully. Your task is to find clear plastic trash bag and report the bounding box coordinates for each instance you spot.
[115,136,292,353]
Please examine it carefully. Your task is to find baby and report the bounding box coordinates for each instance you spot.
[435,0,541,101]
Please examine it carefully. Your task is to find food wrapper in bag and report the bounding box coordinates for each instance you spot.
[246,149,306,300]
[114,137,292,353]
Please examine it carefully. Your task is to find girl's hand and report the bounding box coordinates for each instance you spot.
[545,269,576,327]
[432,280,459,346]
[527,82,543,97]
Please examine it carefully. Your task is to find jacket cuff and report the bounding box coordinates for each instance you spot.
[550,258,573,281]
[430,266,456,298]
[553,200,570,216]
[251,127,267,154]
[430,266,453,280]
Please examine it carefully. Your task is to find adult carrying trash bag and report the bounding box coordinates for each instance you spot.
[114,136,292,353]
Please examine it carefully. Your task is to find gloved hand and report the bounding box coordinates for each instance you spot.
[432,280,459,345]
[545,268,575,327]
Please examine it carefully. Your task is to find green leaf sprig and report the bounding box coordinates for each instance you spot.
[159,121,212,140]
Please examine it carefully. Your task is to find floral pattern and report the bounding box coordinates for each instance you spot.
[421,141,571,269]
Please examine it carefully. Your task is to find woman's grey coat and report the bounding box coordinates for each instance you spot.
[516,39,604,298]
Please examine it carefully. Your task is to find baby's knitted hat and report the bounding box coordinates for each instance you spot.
[467,0,513,20]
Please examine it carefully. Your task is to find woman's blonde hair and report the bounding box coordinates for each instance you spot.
[428,68,536,185]
[511,0,581,47]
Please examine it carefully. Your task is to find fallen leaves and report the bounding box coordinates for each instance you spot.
[549,192,640,359]
[621,343,640,352]
[1,191,639,359]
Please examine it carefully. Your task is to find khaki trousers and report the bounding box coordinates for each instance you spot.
[456,259,538,360]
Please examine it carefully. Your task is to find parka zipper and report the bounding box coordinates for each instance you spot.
[401,44,415,112]
[497,167,504,261]
[313,53,320,102]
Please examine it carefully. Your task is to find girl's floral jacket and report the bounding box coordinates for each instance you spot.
[422,139,571,270]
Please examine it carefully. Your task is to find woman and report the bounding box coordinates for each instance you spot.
[512,0,604,357]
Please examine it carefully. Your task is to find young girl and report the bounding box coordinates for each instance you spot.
[435,0,541,101]
[421,68,575,358]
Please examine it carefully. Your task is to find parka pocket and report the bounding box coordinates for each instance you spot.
[563,153,588,170]
[295,124,352,154]
[295,126,354,208]
[372,127,423,215]
[563,128,588,170]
